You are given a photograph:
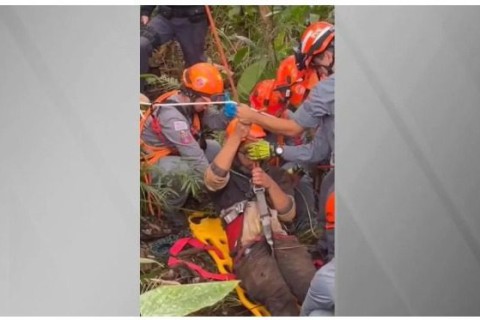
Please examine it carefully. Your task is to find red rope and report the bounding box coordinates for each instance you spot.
[204,6,239,102]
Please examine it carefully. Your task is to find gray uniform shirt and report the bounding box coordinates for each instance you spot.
[287,74,335,164]
[141,95,209,174]
[282,126,331,164]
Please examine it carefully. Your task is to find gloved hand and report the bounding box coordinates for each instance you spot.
[246,140,276,161]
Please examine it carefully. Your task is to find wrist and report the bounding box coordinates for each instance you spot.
[249,109,261,123]
[265,177,275,191]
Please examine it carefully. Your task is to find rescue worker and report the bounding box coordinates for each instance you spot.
[266,49,330,165]
[274,54,320,110]
[204,118,317,316]
[140,5,208,91]
[236,21,335,166]
[301,184,335,317]
[301,257,335,316]
[249,79,304,147]
[141,62,228,213]
[239,21,336,272]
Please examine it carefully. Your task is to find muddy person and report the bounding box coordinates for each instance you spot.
[204,118,316,316]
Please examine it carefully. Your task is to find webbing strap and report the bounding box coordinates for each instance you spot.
[167,237,236,281]
[253,187,274,257]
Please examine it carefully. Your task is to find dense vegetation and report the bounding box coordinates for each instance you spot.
[140,5,333,316]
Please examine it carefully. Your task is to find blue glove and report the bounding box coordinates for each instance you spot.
[223,92,237,120]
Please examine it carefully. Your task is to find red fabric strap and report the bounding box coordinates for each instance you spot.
[169,237,226,259]
[168,237,236,281]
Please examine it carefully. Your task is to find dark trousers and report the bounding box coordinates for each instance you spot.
[140,14,208,75]
[234,236,317,316]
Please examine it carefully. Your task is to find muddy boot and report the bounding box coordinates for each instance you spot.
[234,240,300,316]
[274,234,317,304]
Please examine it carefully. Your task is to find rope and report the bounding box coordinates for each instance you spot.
[142,100,238,108]
[204,6,239,102]
[294,185,319,238]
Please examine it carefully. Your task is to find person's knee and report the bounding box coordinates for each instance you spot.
[236,254,299,316]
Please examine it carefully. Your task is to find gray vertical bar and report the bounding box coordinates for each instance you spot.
[336,6,480,316]
[0,6,139,315]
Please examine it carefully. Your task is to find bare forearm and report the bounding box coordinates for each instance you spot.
[251,112,304,137]
[211,135,242,174]
[267,181,293,213]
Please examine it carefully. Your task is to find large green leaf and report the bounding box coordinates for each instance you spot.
[232,47,249,68]
[237,58,267,102]
[140,280,240,316]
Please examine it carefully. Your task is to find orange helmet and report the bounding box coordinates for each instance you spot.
[297,21,335,70]
[274,55,309,107]
[276,55,303,87]
[249,79,284,117]
[182,62,224,96]
[226,118,266,141]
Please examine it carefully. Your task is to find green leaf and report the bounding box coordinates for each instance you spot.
[274,30,285,50]
[237,58,267,102]
[140,280,240,316]
[232,47,249,68]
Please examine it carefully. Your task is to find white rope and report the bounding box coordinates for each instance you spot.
[140,101,238,108]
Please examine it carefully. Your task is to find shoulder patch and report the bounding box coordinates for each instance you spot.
[173,121,188,131]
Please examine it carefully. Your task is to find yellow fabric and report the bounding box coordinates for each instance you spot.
[188,212,270,317]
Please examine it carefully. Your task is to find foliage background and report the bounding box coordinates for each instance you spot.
[145,5,334,102]
[140,5,333,316]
